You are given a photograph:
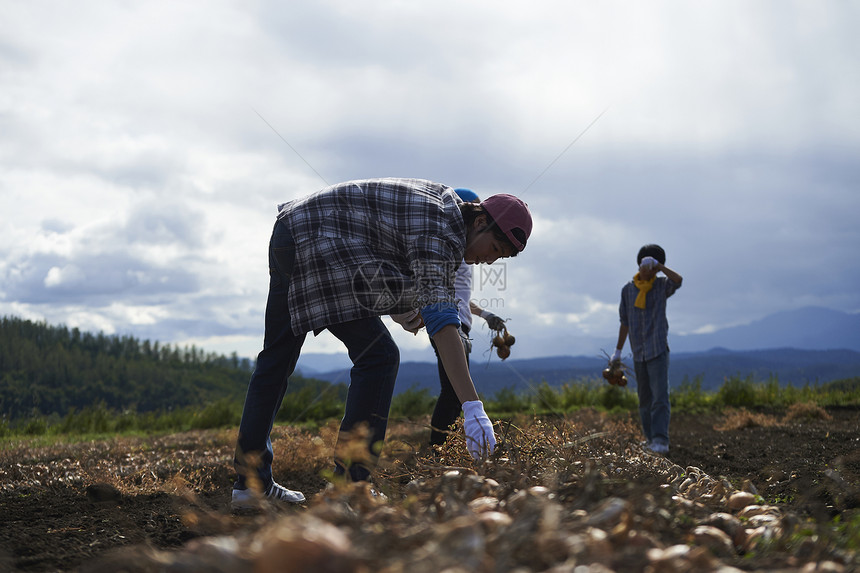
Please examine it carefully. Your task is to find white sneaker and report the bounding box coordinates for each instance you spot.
[647,442,669,454]
[231,481,305,510]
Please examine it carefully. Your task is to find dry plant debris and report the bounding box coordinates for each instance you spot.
[10,411,844,573]
[715,404,834,432]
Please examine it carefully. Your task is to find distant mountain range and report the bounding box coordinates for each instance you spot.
[304,348,860,396]
[295,306,860,395]
[667,307,860,353]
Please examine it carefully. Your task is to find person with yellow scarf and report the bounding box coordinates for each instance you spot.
[611,244,683,454]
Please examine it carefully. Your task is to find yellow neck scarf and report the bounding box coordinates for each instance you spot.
[633,273,655,309]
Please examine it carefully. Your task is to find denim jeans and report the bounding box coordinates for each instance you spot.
[328,317,399,481]
[633,351,670,447]
[234,219,400,490]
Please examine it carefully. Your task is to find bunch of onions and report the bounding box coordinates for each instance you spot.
[491,328,516,360]
[602,361,628,386]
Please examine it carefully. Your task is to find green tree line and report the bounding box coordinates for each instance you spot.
[0,316,344,422]
[3,316,859,440]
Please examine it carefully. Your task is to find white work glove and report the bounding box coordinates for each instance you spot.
[479,309,506,331]
[639,256,659,272]
[611,348,622,363]
[390,310,423,335]
[462,400,496,460]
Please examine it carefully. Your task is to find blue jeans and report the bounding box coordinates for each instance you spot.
[633,351,670,447]
[234,219,400,490]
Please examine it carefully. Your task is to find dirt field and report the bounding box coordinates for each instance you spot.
[1,406,858,572]
[670,406,860,521]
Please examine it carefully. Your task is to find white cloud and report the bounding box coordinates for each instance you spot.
[1,0,858,361]
[44,265,86,289]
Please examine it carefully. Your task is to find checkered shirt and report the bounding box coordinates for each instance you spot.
[276,178,465,336]
[619,276,681,362]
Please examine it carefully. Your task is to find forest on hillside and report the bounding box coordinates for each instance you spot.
[0,316,336,421]
[4,316,859,435]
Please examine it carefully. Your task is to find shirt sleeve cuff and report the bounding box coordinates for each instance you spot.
[421,302,461,337]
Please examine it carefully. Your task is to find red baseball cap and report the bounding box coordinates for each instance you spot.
[480,194,533,252]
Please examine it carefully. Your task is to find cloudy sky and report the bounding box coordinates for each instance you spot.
[2,0,858,364]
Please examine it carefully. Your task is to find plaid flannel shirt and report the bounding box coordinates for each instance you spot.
[619,276,681,362]
[276,178,465,336]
